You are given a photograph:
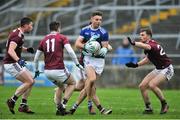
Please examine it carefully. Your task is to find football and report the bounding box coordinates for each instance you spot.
[85,41,101,54]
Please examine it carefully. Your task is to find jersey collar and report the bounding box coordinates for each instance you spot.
[89,25,100,31]
[18,28,24,35]
[50,31,58,34]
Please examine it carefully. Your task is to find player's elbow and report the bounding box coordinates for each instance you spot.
[74,42,80,49]
[75,41,83,49]
[144,45,151,50]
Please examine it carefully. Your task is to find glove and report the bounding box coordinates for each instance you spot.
[98,47,108,57]
[125,62,138,68]
[76,64,84,71]
[89,34,100,42]
[17,58,27,67]
[127,37,135,46]
[17,58,26,67]
[83,42,94,53]
[27,47,35,54]
[82,49,93,56]
[34,70,40,79]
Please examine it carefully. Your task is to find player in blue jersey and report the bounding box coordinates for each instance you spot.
[73,11,112,115]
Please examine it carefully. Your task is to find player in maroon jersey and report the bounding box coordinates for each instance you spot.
[34,21,83,116]
[126,28,174,114]
[3,17,35,114]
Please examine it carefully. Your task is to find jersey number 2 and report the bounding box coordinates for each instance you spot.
[46,39,55,52]
[157,45,165,56]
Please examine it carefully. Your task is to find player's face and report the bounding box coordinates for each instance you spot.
[139,31,149,43]
[91,15,102,29]
[24,22,33,33]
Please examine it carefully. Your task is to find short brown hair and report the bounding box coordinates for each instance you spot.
[49,21,60,31]
[20,17,32,27]
[140,27,152,37]
[91,11,103,17]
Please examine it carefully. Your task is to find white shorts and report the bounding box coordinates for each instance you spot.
[75,68,87,81]
[4,63,26,78]
[44,67,70,86]
[152,64,174,80]
[83,56,105,75]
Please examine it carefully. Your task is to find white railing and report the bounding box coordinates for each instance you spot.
[0,0,18,11]
[23,34,180,41]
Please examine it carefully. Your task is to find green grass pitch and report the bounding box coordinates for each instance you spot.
[0,86,180,119]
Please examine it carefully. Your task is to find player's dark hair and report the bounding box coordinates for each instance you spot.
[140,27,152,37]
[20,17,33,27]
[49,21,60,31]
[91,11,103,17]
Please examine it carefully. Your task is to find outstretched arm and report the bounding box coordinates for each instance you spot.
[127,37,151,50]
[126,56,149,68]
[34,50,43,71]
[137,56,150,67]
[33,50,43,79]
[22,46,35,53]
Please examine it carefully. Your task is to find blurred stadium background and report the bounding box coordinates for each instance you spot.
[0,0,180,89]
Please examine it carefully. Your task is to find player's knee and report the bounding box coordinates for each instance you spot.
[88,76,96,82]
[66,78,76,85]
[139,84,146,90]
[148,82,156,90]
[87,79,95,86]
[27,79,35,86]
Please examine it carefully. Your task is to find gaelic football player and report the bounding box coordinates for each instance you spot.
[126,28,174,114]
[74,11,112,115]
[69,45,112,115]
[34,21,83,116]
[4,17,35,114]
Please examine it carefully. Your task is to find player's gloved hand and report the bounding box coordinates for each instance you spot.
[98,47,108,57]
[89,34,100,42]
[76,64,84,71]
[127,37,135,46]
[82,49,93,56]
[82,42,93,56]
[27,47,35,54]
[83,42,94,53]
[17,58,26,67]
[34,70,40,79]
[125,62,138,68]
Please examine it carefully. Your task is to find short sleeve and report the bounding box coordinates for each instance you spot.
[149,42,157,51]
[102,31,109,41]
[79,29,85,38]
[10,35,21,45]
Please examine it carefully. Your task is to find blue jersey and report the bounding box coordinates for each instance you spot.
[80,25,109,45]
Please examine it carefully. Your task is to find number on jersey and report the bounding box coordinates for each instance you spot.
[157,45,165,56]
[46,38,55,52]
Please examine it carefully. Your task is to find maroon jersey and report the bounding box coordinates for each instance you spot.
[79,53,84,66]
[144,40,171,69]
[3,28,24,64]
[38,32,69,70]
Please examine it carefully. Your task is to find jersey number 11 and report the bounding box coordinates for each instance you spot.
[46,38,55,52]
